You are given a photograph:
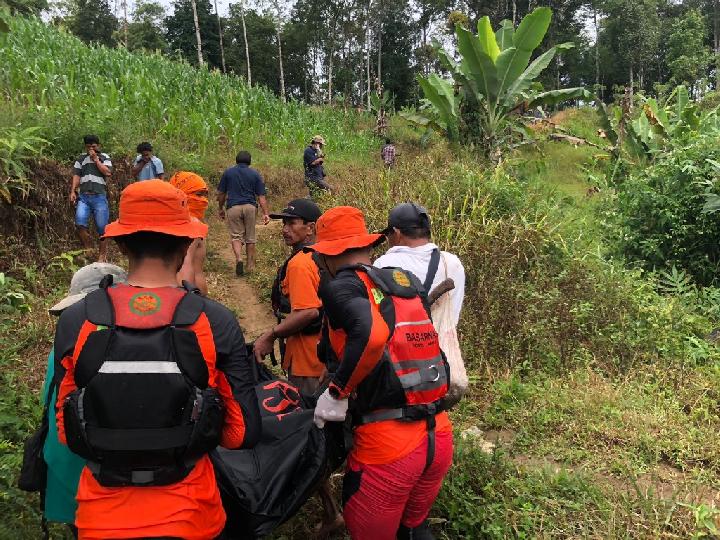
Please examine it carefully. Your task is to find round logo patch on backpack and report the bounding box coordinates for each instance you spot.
[129,292,162,316]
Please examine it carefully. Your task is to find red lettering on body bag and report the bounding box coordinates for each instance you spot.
[262,380,302,421]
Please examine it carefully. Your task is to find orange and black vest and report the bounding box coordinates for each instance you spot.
[349,265,449,425]
[63,281,224,487]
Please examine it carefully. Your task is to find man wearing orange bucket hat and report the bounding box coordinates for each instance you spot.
[307,206,453,540]
[170,171,210,295]
[53,180,261,539]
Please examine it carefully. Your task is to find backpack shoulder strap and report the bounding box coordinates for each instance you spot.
[84,284,115,327]
[172,288,205,326]
[424,248,441,293]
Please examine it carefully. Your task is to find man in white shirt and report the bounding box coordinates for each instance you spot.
[374,203,465,324]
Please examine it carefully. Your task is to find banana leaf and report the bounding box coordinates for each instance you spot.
[701,193,720,214]
[432,38,457,71]
[495,20,514,51]
[624,122,648,160]
[398,110,446,134]
[503,43,574,108]
[476,16,500,62]
[456,24,498,104]
[675,85,689,120]
[513,7,552,51]
[418,74,457,120]
[526,87,589,109]
[597,104,618,146]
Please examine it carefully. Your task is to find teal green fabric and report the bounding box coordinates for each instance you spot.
[41,350,85,524]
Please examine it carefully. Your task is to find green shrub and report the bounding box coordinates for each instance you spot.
[609,133,720,286]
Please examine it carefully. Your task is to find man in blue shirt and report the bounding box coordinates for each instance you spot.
[132,142,164,181]
[217,150,270,275]
[303,135,332,197]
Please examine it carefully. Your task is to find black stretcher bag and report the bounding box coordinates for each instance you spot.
[211,360,347,539]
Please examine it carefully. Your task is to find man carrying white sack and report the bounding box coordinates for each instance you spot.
[374,202,468,407]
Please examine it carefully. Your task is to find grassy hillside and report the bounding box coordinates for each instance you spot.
[1,15,719,540]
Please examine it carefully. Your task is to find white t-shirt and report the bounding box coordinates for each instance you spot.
[374,242,465,326]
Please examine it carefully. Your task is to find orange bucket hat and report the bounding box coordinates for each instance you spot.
[169,171,208,221]
[307,206,384,256]
[103,179,208,239]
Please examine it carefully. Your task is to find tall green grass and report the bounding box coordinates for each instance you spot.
[0,15,375,165]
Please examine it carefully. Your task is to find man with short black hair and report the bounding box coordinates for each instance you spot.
[54,179,261,539]
[69,135,113,262]
[381,138,396,168]
[218,150,270,275]
[374,203,464,323]
[254,198,325,392]
[253,198,344,535]
[304,135,332,197]
[132,142,164,181]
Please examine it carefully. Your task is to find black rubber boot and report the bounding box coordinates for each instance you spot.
[397,520,435,540]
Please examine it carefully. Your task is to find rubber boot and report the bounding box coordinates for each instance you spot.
[397,520,435,540]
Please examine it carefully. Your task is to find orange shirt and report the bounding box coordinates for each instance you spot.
[75,456,224,539]
[281,251,324,377]
[352,412,453,465]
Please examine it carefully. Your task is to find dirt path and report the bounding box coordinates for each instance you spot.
[205,213,277,341]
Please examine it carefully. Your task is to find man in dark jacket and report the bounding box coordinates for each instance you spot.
[303,135,332,197]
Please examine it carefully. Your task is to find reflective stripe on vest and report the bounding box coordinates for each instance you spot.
[98,361,182,374]
[356,271,448,416]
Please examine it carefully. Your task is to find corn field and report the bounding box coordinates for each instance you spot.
[0,15,375,160]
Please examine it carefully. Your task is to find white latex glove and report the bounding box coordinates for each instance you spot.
[313,388,348,428]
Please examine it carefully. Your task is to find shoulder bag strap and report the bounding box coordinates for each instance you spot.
[424,248,441,293]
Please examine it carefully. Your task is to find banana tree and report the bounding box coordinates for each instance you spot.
[418,7,590,157]
[597,85,718,161]
[399,74,459,141]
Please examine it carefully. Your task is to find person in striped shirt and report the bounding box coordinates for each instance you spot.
[69,135,112,262]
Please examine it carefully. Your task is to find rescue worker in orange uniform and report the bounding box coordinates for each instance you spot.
[308,206,454,540]
[54,180,261,539]
[170,171,210,295]
[253,198,343,534]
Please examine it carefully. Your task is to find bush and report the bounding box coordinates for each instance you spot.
[328,149,719,376]
[609,133,720,286]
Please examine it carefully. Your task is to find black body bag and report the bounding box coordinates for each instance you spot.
[211,360,348,539]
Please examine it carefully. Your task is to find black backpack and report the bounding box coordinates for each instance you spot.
[211,360,348,539]
[63,283,224,487]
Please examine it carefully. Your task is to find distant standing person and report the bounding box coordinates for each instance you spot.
[304,135,332,197]
[131,142,164,181]
[217,150,270,276]
[380,138,396,168]
[69,134,112,262]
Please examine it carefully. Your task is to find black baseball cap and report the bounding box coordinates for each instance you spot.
[269,198,322,222]
[380,202,431,235]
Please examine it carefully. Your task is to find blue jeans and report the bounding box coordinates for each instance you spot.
[75,193,109,235]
